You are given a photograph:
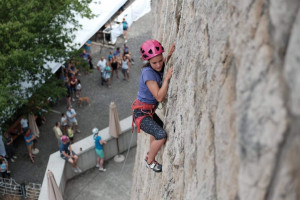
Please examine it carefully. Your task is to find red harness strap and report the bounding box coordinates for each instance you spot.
[131,99,156,133]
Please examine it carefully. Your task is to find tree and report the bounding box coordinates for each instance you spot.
[0,0,93,124]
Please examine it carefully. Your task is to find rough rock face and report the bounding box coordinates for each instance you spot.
[131,1,300,200]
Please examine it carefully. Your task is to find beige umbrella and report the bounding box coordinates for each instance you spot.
[28,113,40,155]
[28,113,40,137]
[47,170,63,200]
[109,102,124,162]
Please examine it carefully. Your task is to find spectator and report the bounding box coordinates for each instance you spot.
[121,55,130,81]
[84,40,91,54]
[20,115,29,133]
[70,74,78,101]
[81,49,90,61]
[65,76,72,107]
[0,134,6,159]
[108,51,113,62]
[60,136,82,173]
[123,43,129,56]
[67,126,74,143]
[122,18,128,42]
[102,63,112,88]
[67,61,78,76]
[3,132,17,163]
[92,128,107,171]
[0,156,10,178]
[76,80,82,98]
[61,113,68,135]
[113,47,121,58]
[66,106,80,133]
[53,122,63,147]
[88,55,93,70]
[23,128,35,163]
[97,56,107,85]
[110,55,119,80]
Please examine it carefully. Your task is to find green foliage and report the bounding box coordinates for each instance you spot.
[0,0,93,123]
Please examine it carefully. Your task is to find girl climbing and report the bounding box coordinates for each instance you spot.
[132,39,175,172]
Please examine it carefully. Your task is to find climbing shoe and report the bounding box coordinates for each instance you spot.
[146,160,162,173]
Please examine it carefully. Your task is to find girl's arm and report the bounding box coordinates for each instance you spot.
[164,43,175,64]
[146,66,173,102]
[100,139,107,145]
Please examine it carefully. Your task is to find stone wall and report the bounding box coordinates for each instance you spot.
[131,0,300,200]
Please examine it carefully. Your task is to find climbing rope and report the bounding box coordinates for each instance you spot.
[120,127,136,174]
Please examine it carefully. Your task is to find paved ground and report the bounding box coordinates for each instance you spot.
[9,10,152,184]
[64,147,136,200]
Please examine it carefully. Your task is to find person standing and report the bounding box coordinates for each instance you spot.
[113,47,121,58]
[59,136,81,173]
[102,63,112,88]
[84,40,91,54]
[132,40,175,173]
[53,122,63,147]
[110,55,119,80]
[23,128,36,163]
[108,51,113,62]
[20,115,29,133]
[3,132,17,162]
[97,56,107,85]
[0,134,6,159]
[92,128,107,171]
[66,106,80,133]
[61,113,68,135]
[122,18,128,42]
[121,55,130,81]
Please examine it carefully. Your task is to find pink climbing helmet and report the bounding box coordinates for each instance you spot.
[140,39,164,60]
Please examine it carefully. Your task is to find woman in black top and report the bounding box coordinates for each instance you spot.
[110,55,119,80]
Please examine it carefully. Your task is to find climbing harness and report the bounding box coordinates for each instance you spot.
[131,99,157,133]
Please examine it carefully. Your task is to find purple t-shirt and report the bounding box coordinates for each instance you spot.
[137,66,163,105]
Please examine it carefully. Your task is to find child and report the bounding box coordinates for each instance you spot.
[132,40,175,173]
[67,126,74,143]
[76,80,82,98]
[92,128,107,171]
[23,128,36,163]
[102,63,112,88]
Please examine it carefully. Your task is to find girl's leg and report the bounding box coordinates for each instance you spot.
[138,114,167,165]
[97,156,100,166]
[147,138,166,164]
[28,145,34,163]
[100,158,104,168]
[116,70,119,78]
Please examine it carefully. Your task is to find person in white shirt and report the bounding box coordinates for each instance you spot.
[20,115,29,133]
[97,57,107,85]
[97,57,106,73]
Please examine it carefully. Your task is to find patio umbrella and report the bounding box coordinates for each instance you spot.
[28,113,40,137]
[28,113,40,155]
[47,170,63,200]
[109,102,124,162]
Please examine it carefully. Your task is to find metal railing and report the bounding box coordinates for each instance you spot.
[0,178,41,200]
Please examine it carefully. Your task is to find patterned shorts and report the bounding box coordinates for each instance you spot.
[134,109,167,140]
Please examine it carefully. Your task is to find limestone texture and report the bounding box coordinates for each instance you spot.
[131,0,300,200]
